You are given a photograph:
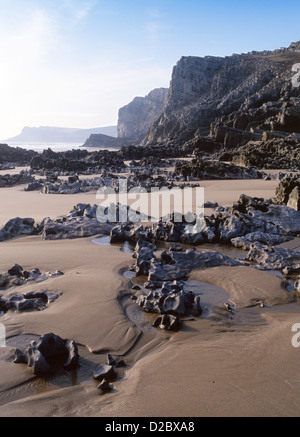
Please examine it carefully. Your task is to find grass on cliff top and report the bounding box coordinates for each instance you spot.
[252,51,300,65]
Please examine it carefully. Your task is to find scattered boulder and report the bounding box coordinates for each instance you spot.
[2,291,61,312]
[13,333,79,375]
[231,232,292,250]
[24,181,43,191]
[174,159,265,180]
[106,354,126,368]
[245,243,300,272]
[135,280,201,318]
[203,200,219,208]
[0,171,34,188]
[97,379,114,392]
[93,364,116,382]
[148,258,190,283]
[42,216,112,240]
[275,175,300,206]
[0,217,40,242]
[153,314,182,331]
[134,246,156,276]
[0,265,64,291]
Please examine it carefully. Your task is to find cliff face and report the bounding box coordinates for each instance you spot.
[144,42,300,145]
[117,88,168,140]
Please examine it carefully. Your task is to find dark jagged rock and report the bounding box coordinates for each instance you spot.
[159,248,243,272]
[231,232,292,250]
[93,364,116,382]
[0,218,41,242]
[203,200,219,209]
[104,194,299,254]
[275,175,300,207]
[106,354,126,368]
[107,354,116,366]
[13,333,79,375]
[245,242,300,271]
[0,291,61,313]
[24,181,43,191]
[148,258,190,283]
[136,280,201,318]
[0,265,63,291]
[0,170,34,188]
[13,348,27,364]
[0,143,37,165]
[97,379,114,392]
[8,264,24,278]
[30,148,126,173]
[42,176,110,195]
[219,137,300,170]
[110,221,149,244]
[42,216,113,240]
[169,243,183,252]
[63,340,79,369]
[134,246,156,276]
[152,314,182,331]
[174,159,265,180]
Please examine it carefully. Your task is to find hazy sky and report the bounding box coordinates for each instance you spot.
[0,0,299,139]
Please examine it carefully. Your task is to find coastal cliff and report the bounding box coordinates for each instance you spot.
[117,87,168,140]
[144,41,300,146]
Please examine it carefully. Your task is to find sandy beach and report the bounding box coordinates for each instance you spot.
[0,176,299,418]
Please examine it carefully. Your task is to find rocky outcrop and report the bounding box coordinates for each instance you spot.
[81,134,130,149]
[109,194,300,249]
[275,174,300,210]
[13,333,79,375]
[0,290,61,313]
[143,41,300,148]
[0,264,63,290]
[0,143,37,165]
[218,136,300,170]
[245,243,300,272]
[30,148,126,173]
[118,88,168,140]
[174,159,265,180]
[0,218,41,242]
[0,170,34,187]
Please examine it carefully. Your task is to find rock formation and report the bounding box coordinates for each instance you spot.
[0,143,37,165]
[117,88,168,140]
[81,133,130,148]
[276,174,300,210]
[143,42,300,149]
[13,333,79,375]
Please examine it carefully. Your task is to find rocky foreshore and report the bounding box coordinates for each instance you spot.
[0,170,34,188]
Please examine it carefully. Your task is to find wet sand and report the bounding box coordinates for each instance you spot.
[0,177,280,226]
[0,178,299,417]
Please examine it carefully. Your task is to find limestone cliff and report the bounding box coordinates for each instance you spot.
[144,41,300,146]
[117,88,168,140]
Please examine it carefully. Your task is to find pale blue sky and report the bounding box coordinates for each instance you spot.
[0,0,299,139]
